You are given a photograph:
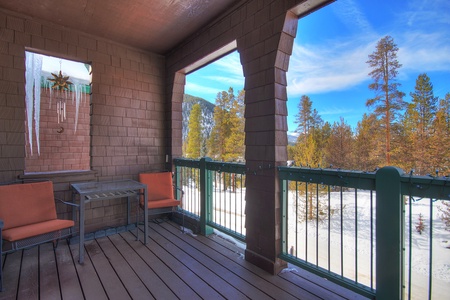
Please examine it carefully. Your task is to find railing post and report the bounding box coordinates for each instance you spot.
[376,166,404,300]
[174,164,182,201]
[200,157,213,235]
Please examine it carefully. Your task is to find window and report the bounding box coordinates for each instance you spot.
[24,51,91,173]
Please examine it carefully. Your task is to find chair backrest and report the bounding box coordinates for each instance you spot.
[139,172,174,201]
[0,181,57,230]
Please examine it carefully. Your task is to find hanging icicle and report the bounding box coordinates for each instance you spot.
[33,54,43,156]
[25,52,35,155]
[24,52,43,156]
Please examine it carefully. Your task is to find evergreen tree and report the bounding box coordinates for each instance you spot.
[223,89,245,162]
[294,95,313,139]
[404,73,438,174]
[207,87,245,162]
[208,90,231,160]
[325,117,354,169]
[433,94,450,174]
[354,113,382,171]
[185,103,203,158]
[293,96,325,167]
[294,95,322,141]
[366,35,405,165]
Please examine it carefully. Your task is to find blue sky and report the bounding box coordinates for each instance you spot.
[185,0,450,132]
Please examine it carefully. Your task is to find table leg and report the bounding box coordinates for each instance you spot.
[144,186,148,244]
[0,219,3,291]
[79,196,85,264]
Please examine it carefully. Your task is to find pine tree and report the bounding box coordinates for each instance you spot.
[295,95,313,139]
[294,95,322,142]
[293,96,324,168]
[433,94,450,175]
[208,90,232,160]
[404,73,438,174]
[415,213,425,234]
[366,35,405,165]
[207,87,245,162]
[185,103,203,159]
[354,113,383,171]
[325,117,354,169]
[223,89,245,162]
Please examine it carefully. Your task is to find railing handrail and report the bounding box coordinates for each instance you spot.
[174,158,246,174]
[278,165,450,300]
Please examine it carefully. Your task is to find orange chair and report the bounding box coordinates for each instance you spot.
[139,172,184,230]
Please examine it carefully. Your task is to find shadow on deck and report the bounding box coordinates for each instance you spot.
[1,221,369,299]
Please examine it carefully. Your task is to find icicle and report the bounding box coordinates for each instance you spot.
[74,83,80,133]
[25,52,34,155]
[33,54,43,156]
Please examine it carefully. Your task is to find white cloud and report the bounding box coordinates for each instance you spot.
[332,0,374,35]
[397,31,450,77]
[320,107,355,116]
[402,0,450,27]
[210,52,243,77]
[287,40,374,96]
[184,82,222,97]
[185,51,244,100]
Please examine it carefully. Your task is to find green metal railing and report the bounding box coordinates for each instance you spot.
[278,166,450,300]
[174,158,246,242]
[172,158,450,299]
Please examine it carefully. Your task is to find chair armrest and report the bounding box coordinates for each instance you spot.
[55,197,79,208]
[175,186,185,195]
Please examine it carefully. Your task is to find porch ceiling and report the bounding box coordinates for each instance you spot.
[0,0,239,54]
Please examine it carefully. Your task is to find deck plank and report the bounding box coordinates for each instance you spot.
[54,240,84,300]
[149,222,281,300]
[17,247,39,300]
[158,222,322,300]
[120,230,204,299]
[109,233,178,300]
[147,223,254,299]
[0,250,22,300]
[160,221,353,300]
[39,243,61,300]
[84,239,132,300]
[69,242,109,300]
[96,236,154,299]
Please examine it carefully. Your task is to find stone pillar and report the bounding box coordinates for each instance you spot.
[166,72,185,167]
[239,11,298,274]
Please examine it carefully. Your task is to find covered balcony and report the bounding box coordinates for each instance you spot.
[1,0,448,299]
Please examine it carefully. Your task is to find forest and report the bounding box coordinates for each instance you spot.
[183,35,450,230]
[185,36,449,177]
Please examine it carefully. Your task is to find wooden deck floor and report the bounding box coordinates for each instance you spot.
[1,221,369,300]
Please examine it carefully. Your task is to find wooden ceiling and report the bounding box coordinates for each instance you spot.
[0,0,240,54]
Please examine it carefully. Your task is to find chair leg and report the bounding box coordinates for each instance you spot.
[0,221,3,292]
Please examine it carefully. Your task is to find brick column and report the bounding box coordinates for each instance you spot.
[239,11,298,275]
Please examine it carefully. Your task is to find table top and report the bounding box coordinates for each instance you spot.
[71,179,146,197]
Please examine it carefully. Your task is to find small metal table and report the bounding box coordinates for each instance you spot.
[71,179,148,264]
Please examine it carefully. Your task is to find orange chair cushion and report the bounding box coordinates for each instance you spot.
[139,172,180,209]
[0,181,57,230]
[147,199,180,209]
[2,219,74,242]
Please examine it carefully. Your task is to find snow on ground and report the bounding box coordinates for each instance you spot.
[286,190,450,298]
